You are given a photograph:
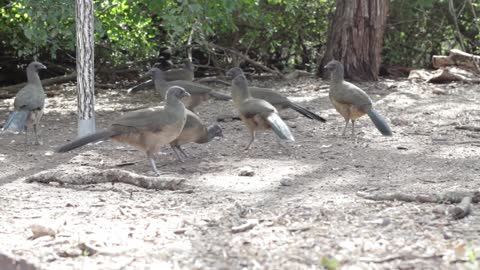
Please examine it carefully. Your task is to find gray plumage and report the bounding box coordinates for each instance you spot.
[57,86,191,175]
[127,60,194,93]
[231,74,295,150]
[324,60,392,137]
[148,67,231,112]
[226,67,326,122]
[2,61,47,145]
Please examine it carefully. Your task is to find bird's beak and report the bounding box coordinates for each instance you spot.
[39,64,47,70]
[181,92,191,99]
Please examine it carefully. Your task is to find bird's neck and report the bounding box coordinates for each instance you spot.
[231,85,251,107]
[153,75,168,98]
[165,96,185,112]
[330,67,345,83]
[27,69,42,86]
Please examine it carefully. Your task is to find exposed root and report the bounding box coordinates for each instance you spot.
[24,165,185,190]
[357,190,479,219]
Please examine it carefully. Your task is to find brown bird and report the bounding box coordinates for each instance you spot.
[170,110,223,161]
[57,86,190,175]
[2,61,47,145]
[324,60,392,136]
[230,74,294,150]
[127,59,194,93]
[148,67,231,112]
[226,67,326,122]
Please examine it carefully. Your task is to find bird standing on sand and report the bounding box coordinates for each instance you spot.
[230,74,294,150]
[2,61,47,145]
[57,86,190,175]
[170,110,223,162]
[324,60,392,137]
[226,67,326,122]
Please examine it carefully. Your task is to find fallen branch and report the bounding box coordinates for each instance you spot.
[208,43,286,79]
[356,190,480,204]
[231,219,258,233]
[25,165,185,190]
[0,72,77,94]
[448,196,472,220]
[455,125,480,132]
[432,49,480,73]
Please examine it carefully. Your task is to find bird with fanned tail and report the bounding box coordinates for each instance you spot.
[324,60,392,137]
[2,61,47,145]
[230,74,295,150]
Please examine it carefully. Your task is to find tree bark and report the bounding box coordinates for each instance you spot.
[76,0,96,137]
[320,0,389,81]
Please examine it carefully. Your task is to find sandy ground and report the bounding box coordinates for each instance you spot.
[0,77,479,270]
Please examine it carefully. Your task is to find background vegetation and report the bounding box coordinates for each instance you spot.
[0,0,478,84]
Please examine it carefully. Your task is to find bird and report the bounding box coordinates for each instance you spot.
[2,61,47,145]
[127,59,194,93]
[230,74,295,150]
[147,67,231,112]
[169,110,223,161]
[323,60,392,137]
[57,86,190,175]
[225,67,326,122]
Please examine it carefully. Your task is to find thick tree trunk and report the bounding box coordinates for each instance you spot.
[320,0,388,81]
[76,0,96,137]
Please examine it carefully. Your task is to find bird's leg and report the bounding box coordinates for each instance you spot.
[177,146,188,158]
[351,120,356,137]
[170,145,185,162]
[341,118,349,137]
[245,129,256,150]
[147,152,161,176]
[24,126,29,145]
[33,124,40,145]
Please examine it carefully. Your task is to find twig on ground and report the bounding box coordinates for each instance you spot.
[356,190,480,204]
[455,125,480,132]
[25,165,185,190]
[448,196,472,220]
[231,219,258,233]
[357,190,479,219]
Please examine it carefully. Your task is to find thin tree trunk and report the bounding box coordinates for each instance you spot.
[76,0,96,136]
[320,0,388,81]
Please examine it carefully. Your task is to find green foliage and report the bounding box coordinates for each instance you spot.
[384,0,480,67]
[0,0,159,63]
[0,0,334,70]
[1,0,477,70]
[321,256,339,270]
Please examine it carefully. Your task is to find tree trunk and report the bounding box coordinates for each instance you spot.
[76,0,96,137]
[320,0,388,81]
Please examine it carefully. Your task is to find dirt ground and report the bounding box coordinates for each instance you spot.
[0,76,479,270]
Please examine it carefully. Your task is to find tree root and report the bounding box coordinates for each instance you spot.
[357,190,479,219]
[455,125,480,132]
[448,196,472,220]
[24,165,185,190]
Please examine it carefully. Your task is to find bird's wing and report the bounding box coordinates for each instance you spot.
[239,98,277,116]
[13,84,45,111]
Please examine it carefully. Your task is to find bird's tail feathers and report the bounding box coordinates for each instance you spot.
[265,113,295,141]
[127,79,154,94]
[367,109,393,136]
[56,130,115,153]
[1,111,29,133]
[208,91,232,101]
[288,102,326,122]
